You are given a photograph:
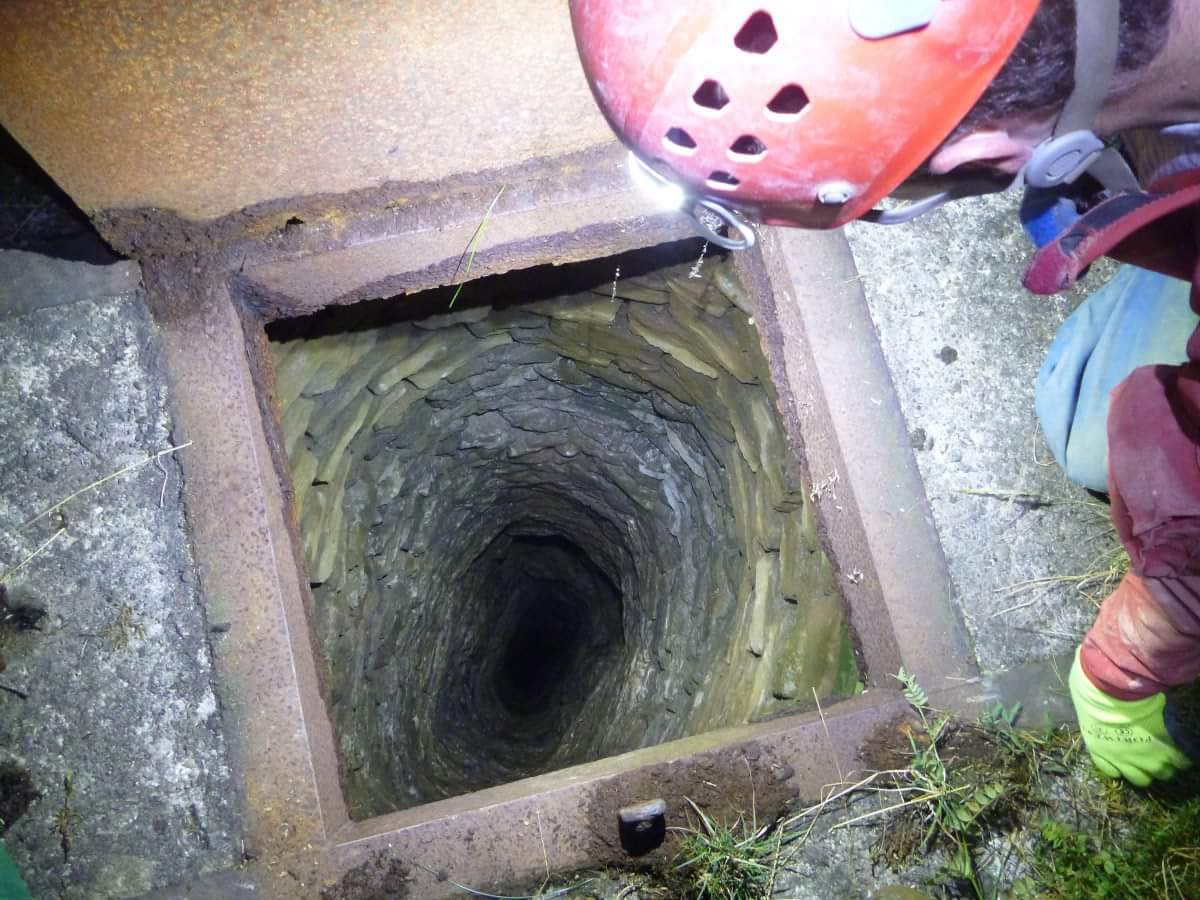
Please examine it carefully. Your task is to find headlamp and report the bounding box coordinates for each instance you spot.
[627,152,757,250]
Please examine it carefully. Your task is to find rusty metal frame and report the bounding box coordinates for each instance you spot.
[142,149,999,899]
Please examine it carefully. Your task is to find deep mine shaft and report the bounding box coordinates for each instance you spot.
[268,249,854,816]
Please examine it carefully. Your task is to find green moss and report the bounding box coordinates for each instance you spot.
[1016,775,1200,900]
[830,623,861,698]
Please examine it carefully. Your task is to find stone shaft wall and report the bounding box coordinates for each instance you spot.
[270,251,857,817]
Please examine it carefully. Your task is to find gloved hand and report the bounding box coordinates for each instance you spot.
[1069,649,1193,786]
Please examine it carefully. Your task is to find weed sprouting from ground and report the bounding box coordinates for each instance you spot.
[656,667,1198,900]
[862,669,1031,896]
[1008,679,1200,900]
[52,772,80,860]
[864,671,1200,900]
[1016,807,1200,899]
[100,603,144,651]
[472,671,1197,899]
[671,797,781,900]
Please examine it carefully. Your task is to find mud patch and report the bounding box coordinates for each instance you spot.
[860,714,998,778]
[0,764,38,833]
[0,584,47,674]
[582,741,799,867]
[321,852,411,900]
[858,715,920,774]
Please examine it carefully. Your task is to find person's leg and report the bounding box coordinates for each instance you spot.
[1036,266,1196,491]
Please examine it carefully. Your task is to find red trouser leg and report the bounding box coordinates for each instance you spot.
[1079,363,1200,700]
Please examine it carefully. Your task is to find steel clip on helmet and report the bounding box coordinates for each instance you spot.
[569,0,1135,249]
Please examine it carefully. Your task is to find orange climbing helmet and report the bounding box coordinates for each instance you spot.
[569,0,1042,241]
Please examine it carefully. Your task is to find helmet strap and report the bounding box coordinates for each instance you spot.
[861,172,1017,225]
[1024,0,1139,193]
[868,0,1139,227]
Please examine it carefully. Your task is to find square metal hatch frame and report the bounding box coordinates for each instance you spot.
[142,143,985,898]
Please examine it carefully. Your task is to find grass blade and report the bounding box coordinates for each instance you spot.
[449,185,506,308]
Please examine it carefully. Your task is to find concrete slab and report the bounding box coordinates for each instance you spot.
[845,194,1121,672]
[0,254,241,897]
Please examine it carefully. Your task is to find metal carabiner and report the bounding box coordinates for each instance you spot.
[627,151,757,251]
[686,198,757,250]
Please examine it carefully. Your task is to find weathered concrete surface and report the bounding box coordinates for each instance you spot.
[845,194,1121,672]
[0,249,139,318]
[0,0,614,223]
[0,254,241,897]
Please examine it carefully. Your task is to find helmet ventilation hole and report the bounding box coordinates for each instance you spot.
[664,127,698,154]
[706,171,740,191]
[728,135,767,160]
[734,12,778,54]
[692,80,730,112]
[766,84,810,117]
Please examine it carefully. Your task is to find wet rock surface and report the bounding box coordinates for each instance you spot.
[269,246,858,818]
[0,252,241,897]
